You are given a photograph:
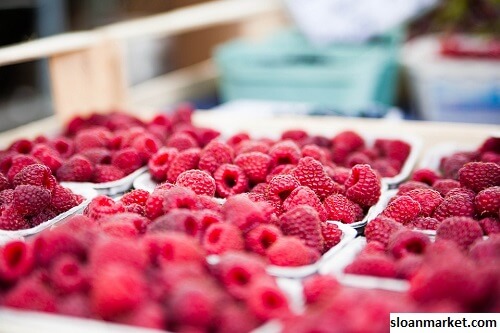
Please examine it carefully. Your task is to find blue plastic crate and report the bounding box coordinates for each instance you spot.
[215,28,403,116]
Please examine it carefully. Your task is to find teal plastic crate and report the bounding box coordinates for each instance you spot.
[215,28,403,116]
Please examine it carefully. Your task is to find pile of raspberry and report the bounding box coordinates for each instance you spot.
[0,164,84,231]
[0,219,292,332]
[0,105,221,184]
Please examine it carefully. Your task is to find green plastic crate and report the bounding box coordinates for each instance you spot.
[215,28,403,116]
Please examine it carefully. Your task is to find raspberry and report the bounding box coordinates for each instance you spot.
[281,129,308,143]
[441,152,471,179]
[411,216,440,231]
[344,164,381,208]
[321,222,343,252]
[195,209,223,235]
[120,189,150,206]
[91,263,146,320]
[90,238,148,272]
[381,195,421,225]
[162,186,198,211]
[470,237,500,263]
[80,147,111,165]
[292,157,342,199]
[214,164,248,198]
[216,252,267,299]
[148,147,178,182]
[92,164,125,183]
[234,152,272,184]
[85,195,125,221]
[278,205,323,252]
[303,275,340,305]
[74,128,110,152]
[28,208,57,227]
[12,164,56,191]
[131,133,160,162]
[301,144,328,164]
[49,254,88,294]
[331,131,365,164]
[8,139,33,154]
[6,155,39,182]
[115,301,165,330]
[269,140,302,165]
[166,148,200,183]
[176,169,216,196]
[387,230,431,259]
[31,144,63,173]
[101,213,148,238]
[436,216,483,251]
[0,173,9,192]
[359,240,386,256]
[395,254,424,279]
[481,151,500,164]
[246,277,291,321]
[478,216,499,235]
[235,140,270,156]
[344,254,397,278]
[411,168,441,185]
[475,186,500,216]
[123,203,145,216]
[143,232,205,265]
[364,216,405,246]
[56,155,93,182]
[222,195,267,233]
[0,240,34,283]
[111,148,143,175]
[397,181,431,195]
[202,223,244,254]
[433,194,475,221]
[12,185,51,216]
[51,137,74,158]
[149,209,199,236]
[56,293,91,318]
[323,194,360,224]
[166,132,198,151]
[371,158,399,177]
[3,275,56,312]
[266,164,296,183]
[458,162,500,192]
[245,224,282,255]
[346,151,372,168]
[226,132,250,148]
[266,174,300,207]
[216,302,260,333]
[376,139,411,165]
[282,186,327,221]
[406,189,443,217]
[192,127,221,147]
[34,229,87,267]
[445,187,476,200]
[432,179,461,196]
[144,189,167,220]
[199,141,233,174]
[267,236,314,266]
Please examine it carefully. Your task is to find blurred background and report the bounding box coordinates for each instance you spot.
[0,0,498,131]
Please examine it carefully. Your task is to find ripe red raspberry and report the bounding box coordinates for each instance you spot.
[147,147,178,182]
[344,254,397,278]
[404,188,443,217]
[111,148,143,175]
[269,140,302,165]
[345,151,372,168]
[101,213,149,238]
[303,275,340,305]
[142,232,205,265]
[216,252,267,300]
[246,277,291,321]
[445,187,476,200]
[202,223,244,254]
[478,136,500,154]
[226,132,250,148]
[458,162,500,192]
[199,141,233,174]
[278,205,324,253]
[0,240,34,283]
[234,152,272,184]
[267,236,314,267]
[292,157,343,199]
[411,168,441,185]
[321,222,343,252]
[51,137,74,158]
[397,181,431,195]
[0,173,10,192]
[31,144,63,173]
[387,230,431,259]
[8,139,33,154]
[56,155,94,182]
[235,140,270,155]
[195,209,223,234]
[50,185,78,214]
[90,238,148,272]
[214,164,248,198]
[166,132,198,151]
[3,275,56,312]
[266,174,300,206]
[12,164,56,192]
[323,194,360,224]
[28,208,57,227]
[91,263,146,320]
[34,228,87,267]
[176,169,216,196]
[478,216,499,235]
[301,144,328,164]
[166,148,201,183]
[395,254,424,280]
[49,254,88,294]
[440,152,471,179]
[469,236,500,264]
[281,129,309,142]
[131,133,160,162]
[364,216,405,246]
[74,128,111,152]
[436,216,483,251]
[371,158,399,177]
[216,302,260,333]
[432,179,461,196]
[377,139,411,165]
[115,301,164,330]
[0,205,29,230]
[80,147,111,165]
[381,195,421,225]
[475,186,500,217]
[149,209,199,236]
[245,224,282,255]
[331,131,365,164]
[120,189,150,206]
[327,166,350,185]
[92,164,125,183]
[85,195,125,221]
[266,164,296,183]
[222,195,267,233]
[282,186,327,221]
[144,189,167,220]
[433,194,475,221]
[12,185,51,216]
[6,155,39,182]
[344,164,381,208]
[162,186,198,211]
[411,216,440,230]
